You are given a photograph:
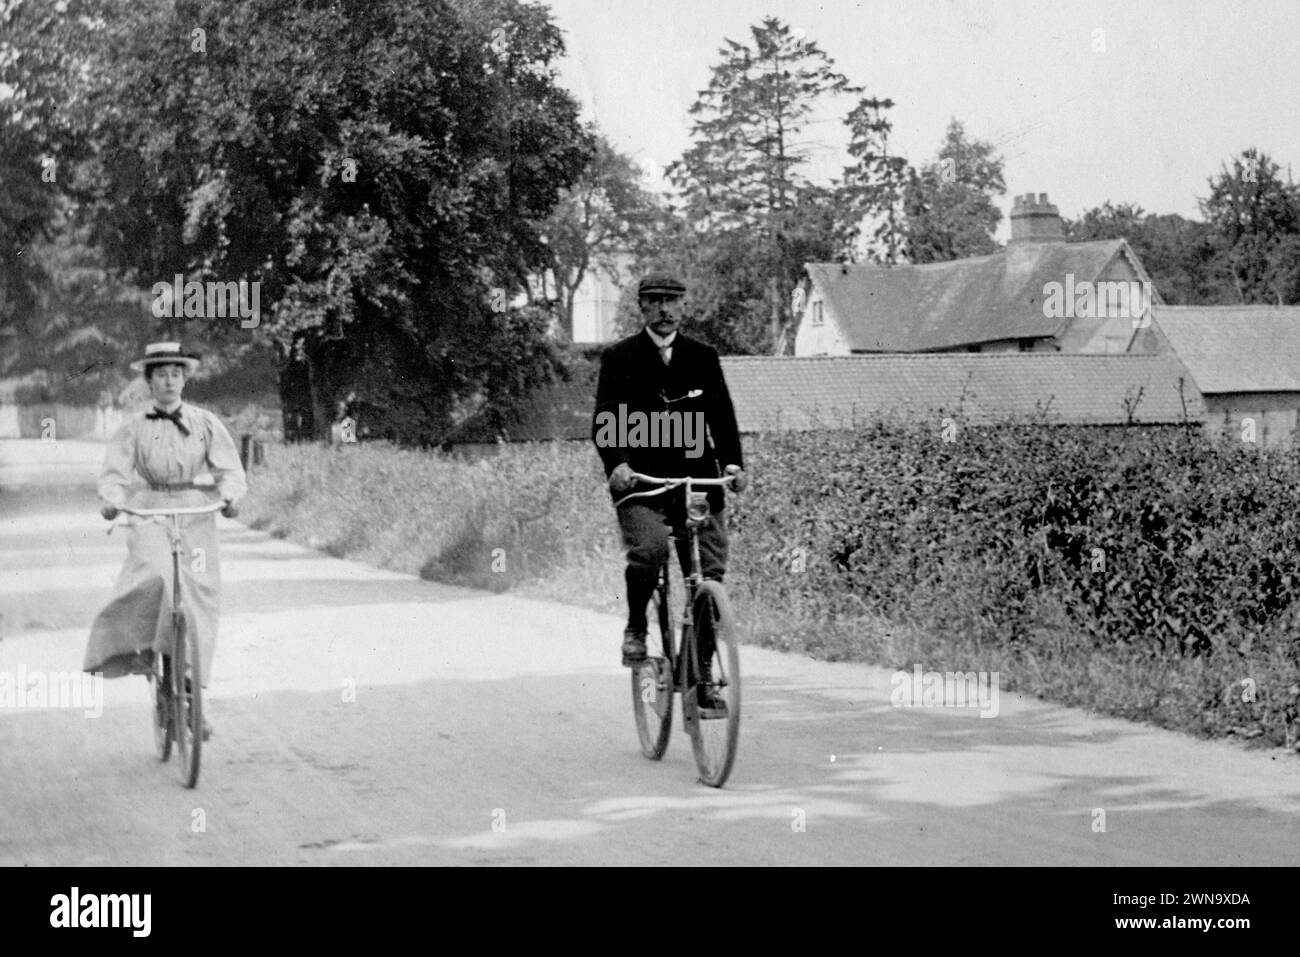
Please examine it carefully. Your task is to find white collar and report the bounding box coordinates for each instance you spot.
[645,327,677,349]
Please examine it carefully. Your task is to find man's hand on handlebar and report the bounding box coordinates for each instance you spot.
[100,503,120,521]
[725,464,749,494]
[221,499,239,519]
[611,465,746,497]
[608,462,636,494]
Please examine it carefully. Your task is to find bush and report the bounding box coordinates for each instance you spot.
[241,420,1300,747]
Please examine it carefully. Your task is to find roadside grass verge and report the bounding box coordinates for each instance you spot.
[240,425,1300,749]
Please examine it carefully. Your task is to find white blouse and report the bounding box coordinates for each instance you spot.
[98,404,248,505]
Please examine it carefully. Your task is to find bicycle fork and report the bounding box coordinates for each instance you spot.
[170,521,183,671]
[679,508,715,734]
[680,591,700,736]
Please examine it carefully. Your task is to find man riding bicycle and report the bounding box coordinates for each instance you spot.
[592,273,748,707]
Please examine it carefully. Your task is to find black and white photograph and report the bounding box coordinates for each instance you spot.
[0,0,1295,905]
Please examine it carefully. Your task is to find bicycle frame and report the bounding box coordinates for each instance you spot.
[115,502,225,626]
[112,501,224,787]
[615,472,734,696]
[617,470,742,785]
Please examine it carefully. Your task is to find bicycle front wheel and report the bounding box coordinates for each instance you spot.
[687,580,741,788]
[631,578,674,760]
[172,613,203,788]
[151,650,172,763]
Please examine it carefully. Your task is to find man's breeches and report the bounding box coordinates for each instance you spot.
[616,501,728,629]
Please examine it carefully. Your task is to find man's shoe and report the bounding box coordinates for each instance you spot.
[696,661,728,717]
[697,685,727,715]
[621,628,647,665]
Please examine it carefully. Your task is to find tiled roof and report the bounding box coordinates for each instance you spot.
[719,353,1205,430]
[1151,305,1300,394]
[807,239,1146,351]
[445,352,1205,443]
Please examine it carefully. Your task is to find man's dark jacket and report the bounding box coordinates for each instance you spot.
[592,328,743,508]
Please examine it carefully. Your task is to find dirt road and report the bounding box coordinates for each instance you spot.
[2,438,1298,865]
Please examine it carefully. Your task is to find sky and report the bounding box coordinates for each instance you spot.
[544,0,1300,238]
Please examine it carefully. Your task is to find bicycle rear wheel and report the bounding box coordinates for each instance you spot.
[686,580,741,788]
[172,613,202,788]
[151,650,172,762]
[631,575,674,759]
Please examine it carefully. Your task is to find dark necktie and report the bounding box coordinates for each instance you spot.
[146,407,190,436]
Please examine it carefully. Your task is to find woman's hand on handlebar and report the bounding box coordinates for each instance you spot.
[100,503,120,521]
[221,499,239,519]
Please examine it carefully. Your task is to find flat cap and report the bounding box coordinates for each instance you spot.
[637,272,686,297]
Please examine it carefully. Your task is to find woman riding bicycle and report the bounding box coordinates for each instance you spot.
[83,342,247,738]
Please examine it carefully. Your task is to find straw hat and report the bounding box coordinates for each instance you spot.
[129,341,200,373]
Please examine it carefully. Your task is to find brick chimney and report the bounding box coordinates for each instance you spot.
[1009,192,1064,243]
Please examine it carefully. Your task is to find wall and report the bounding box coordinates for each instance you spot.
[571,270,623,343]
[793,289,850,356]
[1054,254,1147,354]
[1128,315,1169,354]
[0,404,129,440]
[1203,393,1300,448]
[570,254,634,344]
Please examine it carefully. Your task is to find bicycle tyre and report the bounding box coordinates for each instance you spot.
[631,576,674,760]
[173,614,202,788]
[686,580,741,788]
[152,648,172,762]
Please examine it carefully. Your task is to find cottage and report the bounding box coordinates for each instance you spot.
[795,193,1160,357]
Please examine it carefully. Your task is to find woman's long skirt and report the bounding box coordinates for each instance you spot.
[83,488,222,686]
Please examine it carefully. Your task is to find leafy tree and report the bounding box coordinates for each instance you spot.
[901,119,1005,263]
[1262,233,1300,305]
[1064,201,1222,305]
[542,131,659,341]
[611,188,849,357]
[0,0,83,358]
[1200,148,1300,304]
[0,118,53,362]
[5,0,592,444]
[668,16,859,354]
[841,96,911,264]
[2,204,145,400]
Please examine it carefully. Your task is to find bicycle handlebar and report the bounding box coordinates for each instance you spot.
[613,471,737,508]
[116,502,228,518]
[628,472,736,487]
